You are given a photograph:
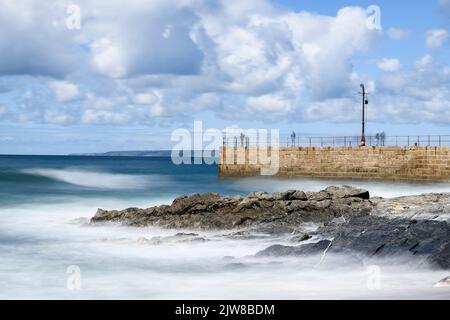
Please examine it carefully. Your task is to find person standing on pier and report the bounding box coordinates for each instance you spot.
[240,132,245,147]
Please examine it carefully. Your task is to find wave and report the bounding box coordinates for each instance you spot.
[21,168,153,190]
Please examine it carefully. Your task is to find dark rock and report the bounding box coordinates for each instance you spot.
[257,216,450,269]
[325,185,370,200]
[91,186,374,230]
[290,191,308,201]
[256,240,332,257]
[91,186,450,269]
[290,233,312,242]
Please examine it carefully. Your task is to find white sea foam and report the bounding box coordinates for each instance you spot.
[227,177,450,198]
[21,168,159,190]
[0,197,449,299]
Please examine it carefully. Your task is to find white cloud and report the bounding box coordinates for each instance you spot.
[49,81,80,102]
[303,98,359,122]
[416,54,433,69]
[132,93,159,105]
[426,29,449,49]
[0,1,78,77]
[44,109,74,124]
[246,94,294,115]
[376,58,402,72]
[387,27,410,40]
[82,109,131,125]
[81,2,378,122]
[90,38,127,78]
[85,0,204,78]
[4,0,450,127]
[371,54,450,124]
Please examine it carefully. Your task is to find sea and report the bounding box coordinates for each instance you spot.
[0,155,449,299]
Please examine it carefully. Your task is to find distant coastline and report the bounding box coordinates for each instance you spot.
[68,150,173,157]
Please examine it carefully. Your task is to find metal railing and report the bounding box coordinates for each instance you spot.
[223,135,450,148]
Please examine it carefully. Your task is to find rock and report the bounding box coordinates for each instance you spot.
[373,193,450,220]
[91,186,374,230]
[306,190,331,201]
[325,185,370,200]
[145,232,208,245]
[90,186,450,269]
[253,225,296,235]
[257,216,450,269]
[247,192,273,201]
[256,240,332,257]
[290,191,308,201]
[290,233,312,242]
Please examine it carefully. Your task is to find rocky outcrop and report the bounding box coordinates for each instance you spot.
[257,216,450,269]
[90,185,450,269]
[372,193,450,220]
[91,186,374,229]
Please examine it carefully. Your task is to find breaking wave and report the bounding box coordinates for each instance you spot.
[21,168,153,190]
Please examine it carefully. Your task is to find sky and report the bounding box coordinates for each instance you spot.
[1,0,450,154]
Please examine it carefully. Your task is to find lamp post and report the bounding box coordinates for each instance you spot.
[360,83,368,147]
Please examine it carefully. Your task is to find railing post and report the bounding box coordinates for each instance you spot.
[309,137,312,147]
[439,136,442,147]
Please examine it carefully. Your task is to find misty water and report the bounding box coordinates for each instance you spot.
[0,155,449,299]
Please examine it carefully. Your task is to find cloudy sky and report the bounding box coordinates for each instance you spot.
[1,0,450,154]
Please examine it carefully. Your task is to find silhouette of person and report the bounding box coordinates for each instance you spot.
[291,131,296,146]
[380,132,386,146]
[240,132,245,147]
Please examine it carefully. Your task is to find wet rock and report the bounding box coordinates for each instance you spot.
[256,240,332,257]
[257,216,450,269]
[290,191,308,201]
[91,186,374,230]
[290,233,312,242]
[372,193,450,220]
[91,186,450,269]
[325,186,370,200]
[135,232,209,245]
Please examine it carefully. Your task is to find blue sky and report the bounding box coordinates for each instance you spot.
[1,0,450,154]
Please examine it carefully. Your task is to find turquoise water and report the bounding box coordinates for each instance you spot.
[0,155,226,206]
[3,155,450,205]
[0,155,449,299]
